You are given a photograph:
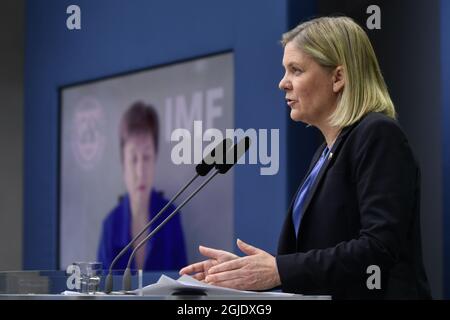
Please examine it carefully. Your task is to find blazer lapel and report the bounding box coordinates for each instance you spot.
[287,144,325,217]
[293,144,325,199]
[278,144,326,252]
[295,126,353,237]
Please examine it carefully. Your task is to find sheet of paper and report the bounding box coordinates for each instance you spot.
[133,274,298,297]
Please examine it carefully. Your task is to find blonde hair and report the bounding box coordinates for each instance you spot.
[281,16,396,127]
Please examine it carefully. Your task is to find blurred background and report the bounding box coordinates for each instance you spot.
[0,0,448,299]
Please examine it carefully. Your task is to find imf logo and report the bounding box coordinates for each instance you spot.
[71,98,106,170]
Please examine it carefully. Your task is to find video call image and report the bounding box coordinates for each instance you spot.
[59,53,234,270]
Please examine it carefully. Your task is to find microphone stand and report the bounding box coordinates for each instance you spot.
[121,136,251,292]
[104,173,198,293]
[122,169,220,292]
[104,138,231,293]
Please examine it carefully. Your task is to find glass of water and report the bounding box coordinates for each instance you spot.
[73,262,102,294]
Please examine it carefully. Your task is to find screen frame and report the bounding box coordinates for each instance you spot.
[56,50,232,269]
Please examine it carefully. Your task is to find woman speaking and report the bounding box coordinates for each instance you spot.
[180,16,431,299]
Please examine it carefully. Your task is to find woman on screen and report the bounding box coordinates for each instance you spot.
[97,101,187,271]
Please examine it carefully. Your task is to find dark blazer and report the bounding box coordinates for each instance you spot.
[276,112,431,299]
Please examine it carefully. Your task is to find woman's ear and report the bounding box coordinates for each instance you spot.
[332,66,345,93]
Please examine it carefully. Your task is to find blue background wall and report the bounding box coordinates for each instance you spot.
[24,0,315,269]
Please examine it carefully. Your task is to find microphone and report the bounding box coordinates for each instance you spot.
[216,136,251,173]
[103,137,232,293]
[195,138,232,175]
[121,137,251,292]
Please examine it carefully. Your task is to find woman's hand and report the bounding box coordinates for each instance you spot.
[180,239,281,291]
[204,239,281,291]
[179,245,239,281]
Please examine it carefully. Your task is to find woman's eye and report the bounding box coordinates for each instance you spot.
[292,67,303,74]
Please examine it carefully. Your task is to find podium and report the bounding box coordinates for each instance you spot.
[0,270,331,300]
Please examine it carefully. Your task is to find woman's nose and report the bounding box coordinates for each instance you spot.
[278,76,290,91]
